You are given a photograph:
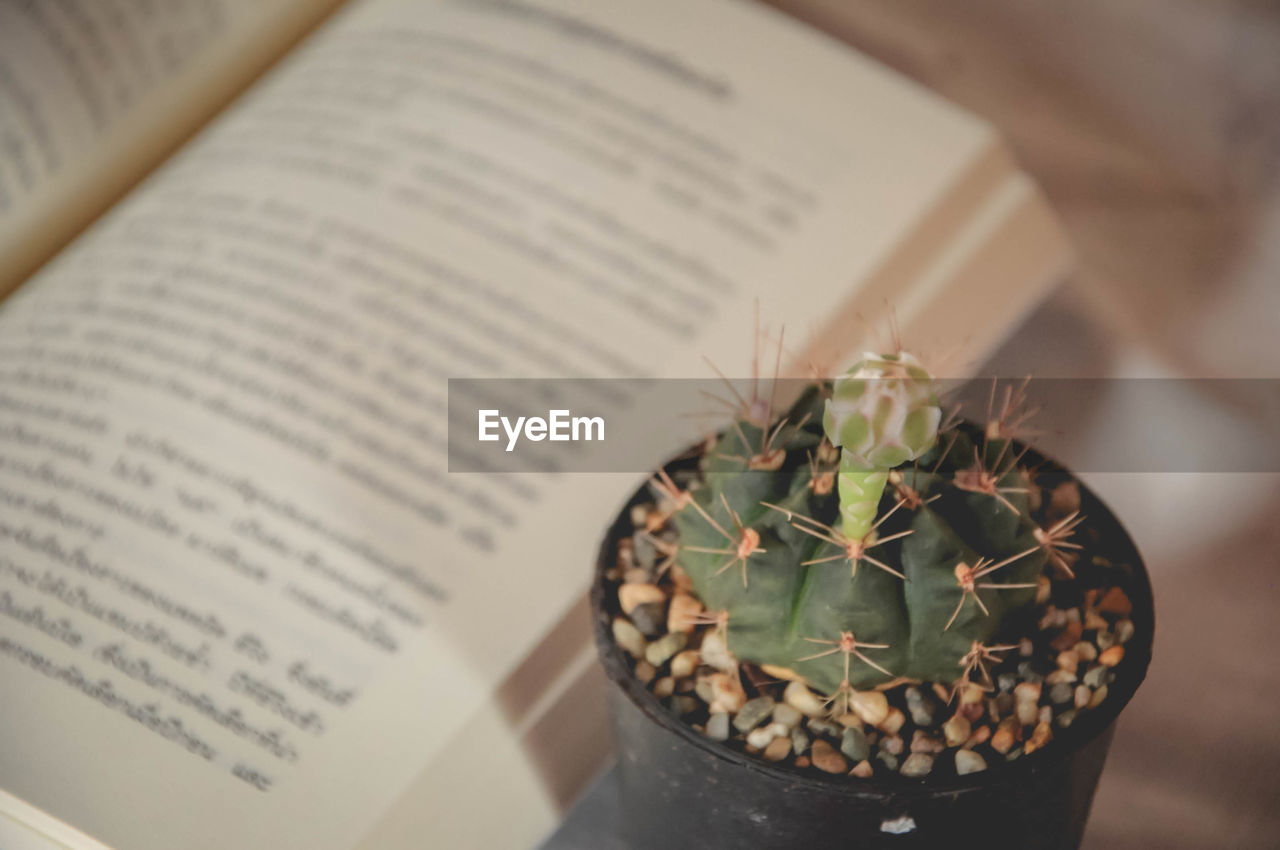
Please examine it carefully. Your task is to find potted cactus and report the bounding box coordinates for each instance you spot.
[591,352,1153,849]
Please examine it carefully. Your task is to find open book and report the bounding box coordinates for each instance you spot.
[0,1,1071,848]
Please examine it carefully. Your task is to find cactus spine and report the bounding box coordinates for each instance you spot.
[672,353,1052,699]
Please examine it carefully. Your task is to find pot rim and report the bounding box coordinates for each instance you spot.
[591,433,1156,800]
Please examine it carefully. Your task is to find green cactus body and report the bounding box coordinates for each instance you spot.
[674,359,1048,697]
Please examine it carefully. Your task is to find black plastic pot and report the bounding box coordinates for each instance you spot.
[590,450,1154,850]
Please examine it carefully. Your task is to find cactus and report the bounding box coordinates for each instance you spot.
[672,353,1052,702]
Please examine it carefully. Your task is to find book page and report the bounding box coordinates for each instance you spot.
[0,0,345,298]
[0,2,1057,849]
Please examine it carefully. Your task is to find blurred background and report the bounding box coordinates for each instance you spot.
[554,2,1280,847]
[2,1,1277,848]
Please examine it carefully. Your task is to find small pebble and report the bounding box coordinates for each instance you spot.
[1076,642,1098,662]
[1049,682,1074,704]
[881,734,904,756]
[795,756,811,768]
[760,664,803,682]
[628,505,649,530]
[1005,746,1024,762]
[943,714,971,747]
[997,672,1018,693]
[746,725,780,749]
[632,529,657,567]
[791,727,810,756]
[1099,645,1125,667]
[810,739,848,774]
[1096,630,1117,650]
[1074,685,1091,709]
[762,736,792,762]
[1056,651,1079,674]
[734,696,776,733]
[879,707,906,736]
[1056,709,1077,728]
[653,677,675,699]
[1020,637,1034,657]
[772,703,803,728]
[612,618,646,659]
[841,726,869,762]
[849,690,889,726]
[1088,684,1109,709]
[634,660,656,684]
[905,687,937,726]
[900,753,935,778]
[965,725,991,748]
[622,568,649,585]
[1096,587,1132,617]
[1024,721,1052,754]
[630,601,666,636]
[1082,665,1108,689]
[1051,622,1083,652]
[1017,662,1043,684]
[910,730,944,754]
[849,760,874,779]
[708,673,746,713]
[1015,682,1041,726]
[876,752,899,771]
[645,632,687,667]
[1116,619,1135,644]
[618,582,665,615]
[955,749,988,776]
[1045,669,1077,686]
[958,684,985,706]
[667,593,702,634]
[1039,705,1052,724]
[670,650,700,679]
[705,712,730,741]
[807,717,842,737]
[784,681,826,718]
[995,692,1014,718]
[991,719,1019,754]
[699,632,736,672]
